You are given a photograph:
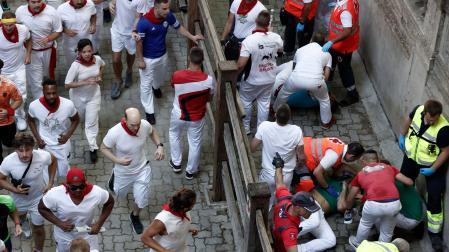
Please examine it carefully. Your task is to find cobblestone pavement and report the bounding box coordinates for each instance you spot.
[2,0,424,251]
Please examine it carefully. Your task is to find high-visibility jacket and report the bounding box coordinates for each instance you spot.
[328,0,360,53]
[303,137,346,172]
[284,0,318,20]
[356,240,399,252]
[405,105,449,166]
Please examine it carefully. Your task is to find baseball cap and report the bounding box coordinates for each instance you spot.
[291,191,320,213]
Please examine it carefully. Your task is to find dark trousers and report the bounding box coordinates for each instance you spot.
[283,11,315,53]
[401,156,447,214]
[330,49,356,93]
[0,122,16,164]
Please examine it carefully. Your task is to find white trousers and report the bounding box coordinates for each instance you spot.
[114,164,152,209]
[4,65,27,119]
[239,82,272,134]
[297,206,336,252]
[44,142,71,178]
[70,92,101,151]
[169,113,205,174]
[355,200,402,244]
[92,4,104,53]
[26,49,52,100]
[259,169,293,209]
[274,76,332,124]
[138,54,168,114]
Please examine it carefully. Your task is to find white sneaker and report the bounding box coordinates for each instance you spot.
[348,235,359,251]
[16,116,27,131]
[21,215,32,239]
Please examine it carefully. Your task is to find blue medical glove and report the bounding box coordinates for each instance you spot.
[296,22,305,32]
[326,185,339,198]
[420,167,435,176]
[322,41,334,52]
[399,134,405,151]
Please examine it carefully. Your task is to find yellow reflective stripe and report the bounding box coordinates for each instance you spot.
[416,158,433,166]
[421,131,437,142]
[427,211,443,233]
[410,121,420,131]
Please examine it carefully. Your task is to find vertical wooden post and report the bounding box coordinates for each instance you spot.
[212,61,238,201]
[187,0,199,54]
[245,182,271,252]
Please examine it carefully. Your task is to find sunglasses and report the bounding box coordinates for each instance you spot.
[69,184,86,191]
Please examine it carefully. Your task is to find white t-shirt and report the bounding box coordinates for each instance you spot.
[28,97,78,146]
[291,43,332,81]
[111,0,148,35]
[42,185,109,242]
[102,119,152,177]
[229,0,266,39]
[65,55,105,101]
[16,4,63,50]
[255,121,303,175]
[149,210,192,252]
[336,0,352,27]
[240,31,283,85]
[57,0,97,42]
[319,146,348,171]
[0,24,30,75]
[0,149,51,210]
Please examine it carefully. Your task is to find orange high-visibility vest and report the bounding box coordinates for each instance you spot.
[284,0,318,20]
[304,137,346,172]
[328,0,360,53]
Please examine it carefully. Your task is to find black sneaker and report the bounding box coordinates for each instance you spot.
[169,160,182,173]
[185,171,194,180]
[124,71,133,88]
[129,213,143,234]
[108,172,115,192]
[146,113,156,125]
[103,8,112,23]
[111,80,123,100]
[430,234,444,252]
[90,150,98,163]
[1,1,10,11]
[339,92,360,107]
[152,87,162,98]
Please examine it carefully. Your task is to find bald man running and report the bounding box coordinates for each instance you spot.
[100,107,164,235]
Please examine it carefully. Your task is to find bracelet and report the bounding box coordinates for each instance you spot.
[15,221,20,225]
[156,143,164,148]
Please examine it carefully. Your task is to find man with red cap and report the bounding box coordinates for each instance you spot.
[57,0,97,67]
[15,0,62,100]
[100,107,164,235]
[39,167,114,252]
[0,11,32,131]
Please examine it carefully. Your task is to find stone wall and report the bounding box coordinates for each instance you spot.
[358,0,449,246]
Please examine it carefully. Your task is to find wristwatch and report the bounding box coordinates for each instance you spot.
[156,143,164,148]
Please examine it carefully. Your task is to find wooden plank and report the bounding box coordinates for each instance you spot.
[223,123,249,233]
[225,82,254,186]
[245,182,271,252]
[198,0,226,62]
[187,0,199,52]
[221,161,245,251]
[256,210,273,252]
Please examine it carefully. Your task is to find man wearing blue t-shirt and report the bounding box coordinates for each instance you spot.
[135,0,203,125]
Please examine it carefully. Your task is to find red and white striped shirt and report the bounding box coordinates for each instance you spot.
[171,69,214,121]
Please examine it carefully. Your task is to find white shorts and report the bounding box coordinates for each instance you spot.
[114,163,152,209]
[17,199,45,226]
[110,28,136,54]
[44,142,71,178]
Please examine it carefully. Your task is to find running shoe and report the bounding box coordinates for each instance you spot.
[344,209,353,224]
[169,160,182,173]
[124,71,133,88]
[185,171,194,180]
[16,116,27,131]
[146,113,156,125]
[129,213,143,234]
[348,235,359,251]
[152,87,162,98]
[111,80,122,100]
[21,215,32,239]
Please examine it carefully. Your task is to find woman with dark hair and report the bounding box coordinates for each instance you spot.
[141,188,199,252]
[38,167,114,252]
[65,38,105,163]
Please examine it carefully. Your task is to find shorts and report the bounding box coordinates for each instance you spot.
[17,200,45,226]
[110,28,136,54]
[114,163,152,209]
[315,179,343,213]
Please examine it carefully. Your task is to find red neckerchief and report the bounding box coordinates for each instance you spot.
[39,96,60,114]
[120,118,138,136]
[144,8,164,24]
[28,3,46,16]
[252,28,268,34]
[76,55,96,67]
[1,24,19,43]
[162,204,190,221]
[69,0,87,9]
[237,0,257,15]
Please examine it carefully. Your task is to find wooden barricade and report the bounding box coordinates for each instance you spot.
[184,0,273,251]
